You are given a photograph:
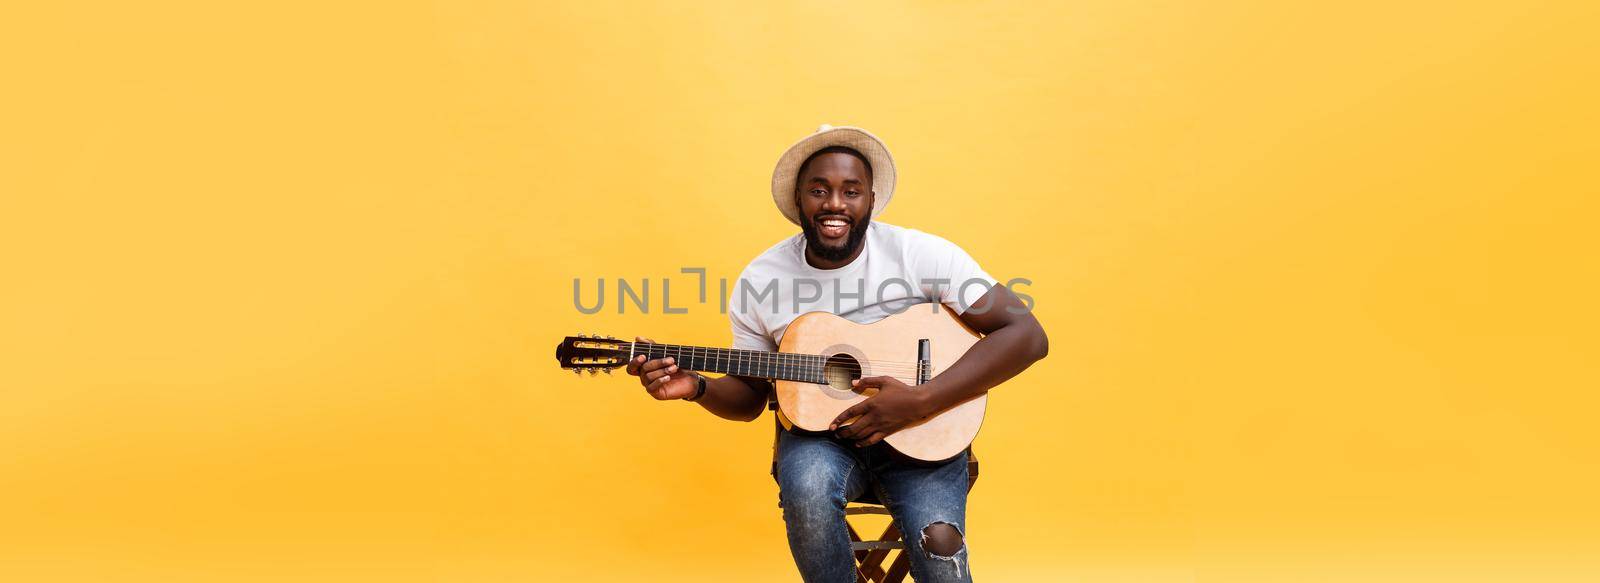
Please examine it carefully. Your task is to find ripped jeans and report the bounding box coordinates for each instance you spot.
[774,428,973,583]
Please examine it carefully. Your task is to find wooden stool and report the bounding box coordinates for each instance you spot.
[770,403,979,583]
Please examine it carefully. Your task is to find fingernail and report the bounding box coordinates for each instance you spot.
[666,358,675,364]
[851,380,859,385]
[668,366,678,372]
[829,423,837,431]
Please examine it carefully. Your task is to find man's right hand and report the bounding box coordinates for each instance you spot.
[625,336,700,400]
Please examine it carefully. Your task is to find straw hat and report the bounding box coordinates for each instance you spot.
[770,124,897,226]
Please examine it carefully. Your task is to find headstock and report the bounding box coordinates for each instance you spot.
[554,334,628,376]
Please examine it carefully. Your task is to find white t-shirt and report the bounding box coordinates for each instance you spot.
[729,222,998,351]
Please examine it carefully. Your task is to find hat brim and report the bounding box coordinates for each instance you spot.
[770,126,896,226]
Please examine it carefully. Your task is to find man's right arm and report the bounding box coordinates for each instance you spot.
[625,338,772,422]
[692,374,773,422]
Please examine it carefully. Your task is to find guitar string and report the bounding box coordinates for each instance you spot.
[567,341,937,378]
[576,347,926,384]
[624,339,928,366]
[631,358,927,377]
[626,343,934,379]
[624,342,931,368]
[627,343,932,372]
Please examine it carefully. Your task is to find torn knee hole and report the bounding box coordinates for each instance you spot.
[919,522,963,557]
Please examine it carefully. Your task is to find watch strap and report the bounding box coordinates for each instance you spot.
[683,373,708,402]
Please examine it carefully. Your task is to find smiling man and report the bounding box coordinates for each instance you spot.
[626,125,1048,582]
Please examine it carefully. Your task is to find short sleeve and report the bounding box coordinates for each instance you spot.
[729,274,778,351]
[908,231,999,315]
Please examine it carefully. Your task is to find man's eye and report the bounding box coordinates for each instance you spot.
[846,191,860,196]
[810,189,826,195]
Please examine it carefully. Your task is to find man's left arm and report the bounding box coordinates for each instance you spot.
[831,285,1049,446]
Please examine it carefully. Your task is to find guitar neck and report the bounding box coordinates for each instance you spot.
[632,342,827,384]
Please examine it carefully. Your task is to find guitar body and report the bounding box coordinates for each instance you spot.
[776,303,986,462]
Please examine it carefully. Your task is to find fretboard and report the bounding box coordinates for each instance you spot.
[631,342,827,384]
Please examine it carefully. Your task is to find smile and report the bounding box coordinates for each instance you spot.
[816,217,850,239]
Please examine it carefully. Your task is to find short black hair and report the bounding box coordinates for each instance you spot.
[796,146,873,188]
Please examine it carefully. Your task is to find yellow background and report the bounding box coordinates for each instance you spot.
[3,1,1596,581]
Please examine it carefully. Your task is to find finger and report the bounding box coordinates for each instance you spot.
[640,357,676,375]
[830,401,870,431]
[644,365,678,386]
[856,431,888,447]
[838,419,875,441]
[835,413,873,439]
[852,376,891,389]
[646,373,675,399]
[645,371,681,397]
[628,336,658,376]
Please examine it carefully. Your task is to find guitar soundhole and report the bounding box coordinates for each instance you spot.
[823,354,873,397]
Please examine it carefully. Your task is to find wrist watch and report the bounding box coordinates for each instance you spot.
[683,373,707,402]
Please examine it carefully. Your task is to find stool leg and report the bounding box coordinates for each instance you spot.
[845,522,868,562]
[884,550,912,583]
[859,521,901,577]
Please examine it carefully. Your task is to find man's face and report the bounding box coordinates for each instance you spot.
[795,151,874,263]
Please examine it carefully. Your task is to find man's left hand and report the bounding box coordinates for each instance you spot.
[829,376,936,447]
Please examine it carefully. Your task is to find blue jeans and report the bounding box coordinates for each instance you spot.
[774,428,974,583]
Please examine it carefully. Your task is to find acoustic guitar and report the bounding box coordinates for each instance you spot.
[554,303,986,462]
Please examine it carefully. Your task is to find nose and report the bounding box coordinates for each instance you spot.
[821,192,848,214]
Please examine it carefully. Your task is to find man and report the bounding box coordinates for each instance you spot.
[625,125,1048,583]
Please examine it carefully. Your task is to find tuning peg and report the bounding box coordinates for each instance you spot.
[578,333,588,338]
[606,335,615,340]
[602,368,612,375]
[586,369,598,376]
[572,368,581,376]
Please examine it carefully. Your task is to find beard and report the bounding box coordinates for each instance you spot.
[800,214,871,263]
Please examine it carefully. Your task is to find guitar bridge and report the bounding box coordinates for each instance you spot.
[917,338,931,385]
